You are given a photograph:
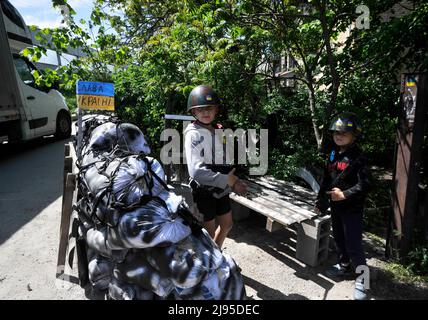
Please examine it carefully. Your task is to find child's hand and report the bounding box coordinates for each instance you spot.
[326,187,346,201]
[232,179,248,196]
[227,168,239,187]
[227,168,248,196]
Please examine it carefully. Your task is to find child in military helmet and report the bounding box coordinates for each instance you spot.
[315,112,372,300]
[184,85,248,249]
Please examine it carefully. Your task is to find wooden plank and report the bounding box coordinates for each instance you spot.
[230,193,295,226]
[248,179,316,207]
[63,156,72,192]
[247,182,315,212]
[57,172,76,277]
[251,176,317,201]
[246,185,316,220]
[57,142,77,277]
[251,176,317,202]
[248,195,314,224]
[261,175,317,196]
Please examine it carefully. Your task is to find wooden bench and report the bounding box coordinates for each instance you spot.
[161,114,331,266]
[230,176,318,228]
[228,175,331,267]
[168,174,331,267]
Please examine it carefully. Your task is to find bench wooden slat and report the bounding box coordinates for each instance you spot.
[260,175,317,195]
[247,182,315,212]
[248,180,316,206]
[230,174,320,228]
[246,187,316,221]
[245,182,317,220]
[246,194,315,224]
[230,193,295,226]
[251,176,317,201]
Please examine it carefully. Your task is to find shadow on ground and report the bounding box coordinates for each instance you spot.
[0,136,72,245]
[242,274,309,300]
[228,212,337,300]
[229,211,428,300]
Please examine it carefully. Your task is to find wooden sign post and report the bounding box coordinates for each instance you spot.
[388,73,428,260]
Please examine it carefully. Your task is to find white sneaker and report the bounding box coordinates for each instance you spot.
[353,279,368,300]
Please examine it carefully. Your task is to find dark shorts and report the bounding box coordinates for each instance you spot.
[192,190,231,222]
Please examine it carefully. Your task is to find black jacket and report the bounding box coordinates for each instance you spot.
[317,144,372,213]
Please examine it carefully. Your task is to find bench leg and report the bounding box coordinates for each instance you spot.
[295,215,331,267]
[266,218,283,232]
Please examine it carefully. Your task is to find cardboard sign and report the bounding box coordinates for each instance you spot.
[76,81,115,110]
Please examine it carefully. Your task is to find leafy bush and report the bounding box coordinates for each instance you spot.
[61,89,77,115]
[407,246,428,277]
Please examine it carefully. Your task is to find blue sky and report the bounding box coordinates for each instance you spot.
[10,0,94,29]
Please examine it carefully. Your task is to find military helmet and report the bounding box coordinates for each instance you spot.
[187,85,220,112]
[329,112,362,136]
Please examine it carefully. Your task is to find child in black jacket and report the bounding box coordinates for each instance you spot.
[315,112,372,300]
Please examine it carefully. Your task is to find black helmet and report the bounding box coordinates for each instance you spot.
[187,85,220,112]
[329,112,362,136]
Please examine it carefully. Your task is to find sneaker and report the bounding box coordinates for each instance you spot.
[353,279,368,300]
[325,263,352,278]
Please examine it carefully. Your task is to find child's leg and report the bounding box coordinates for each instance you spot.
[214,211,233,248]
[192,189,217,238]
[331,211,351,264]
[342,212,366,267]
[203,219,217,238]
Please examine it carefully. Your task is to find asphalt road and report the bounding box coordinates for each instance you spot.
[0,133,90,299]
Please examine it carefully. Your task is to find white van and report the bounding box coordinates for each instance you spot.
[0,0,71,143]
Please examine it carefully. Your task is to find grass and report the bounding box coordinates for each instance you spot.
[383,262,428,284]
[364,232,428,284]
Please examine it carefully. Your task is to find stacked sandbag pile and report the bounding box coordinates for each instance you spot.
[74,115,245,300]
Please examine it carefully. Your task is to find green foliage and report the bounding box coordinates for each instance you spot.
[384,261,428,283]
[407,246,428,277]
[31,0,427,263]
[61,89,77,114]
[268,147,323,180]
[335,73,399,165]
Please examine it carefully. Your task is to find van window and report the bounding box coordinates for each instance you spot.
[13,57,34,85]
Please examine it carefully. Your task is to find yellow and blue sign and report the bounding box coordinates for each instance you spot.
[76,81,115,111]
[405,76,416,87]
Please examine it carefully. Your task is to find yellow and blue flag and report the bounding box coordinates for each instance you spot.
[76,81,115,111]
[405,76,416,87]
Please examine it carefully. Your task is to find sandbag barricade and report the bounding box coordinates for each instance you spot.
[74,115,246,300]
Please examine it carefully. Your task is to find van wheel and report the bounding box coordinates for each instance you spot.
[55,111,71,139]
